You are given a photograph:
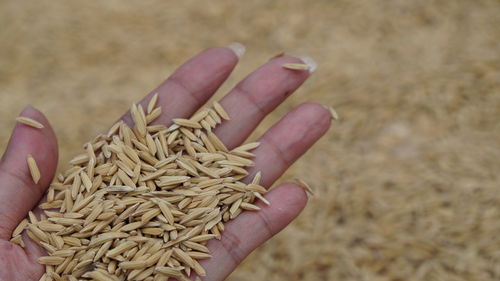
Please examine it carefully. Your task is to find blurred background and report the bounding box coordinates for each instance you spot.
[1,0,499,280]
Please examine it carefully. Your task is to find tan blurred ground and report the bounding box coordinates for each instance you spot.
[1,0,500,280]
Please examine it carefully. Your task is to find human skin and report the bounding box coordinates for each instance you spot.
[0,45,332,281]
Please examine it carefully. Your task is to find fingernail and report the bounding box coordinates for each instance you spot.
[298,56,318,73]
[322,105,339,120]
[227,42,246,59]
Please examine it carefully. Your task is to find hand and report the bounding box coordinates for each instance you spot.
[0,45,332,281]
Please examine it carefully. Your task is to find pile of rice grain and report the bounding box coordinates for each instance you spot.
[10,95,268,281]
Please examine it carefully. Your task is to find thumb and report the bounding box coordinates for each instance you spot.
[0,106,58,239]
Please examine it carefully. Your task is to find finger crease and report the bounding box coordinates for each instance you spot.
[0,221,13,239]
[234,85,267,117]
[256,211,274,239]
[168,76,204,107]
[261,135,290,167]
[219,230,244,266]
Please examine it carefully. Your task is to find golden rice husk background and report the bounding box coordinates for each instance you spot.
[1,1,499,280]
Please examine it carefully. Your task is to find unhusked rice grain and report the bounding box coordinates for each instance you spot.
[14,100,267,280]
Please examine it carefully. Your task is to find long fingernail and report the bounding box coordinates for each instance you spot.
[322,105,339,120]
[227,42,246,59]
[298,56,318,73]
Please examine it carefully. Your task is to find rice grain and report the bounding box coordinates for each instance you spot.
[27,154,41,184]
[17,101,267,280]
[282,63,310,70]
[16,116,44,129]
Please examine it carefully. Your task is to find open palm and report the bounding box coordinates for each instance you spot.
[0,45,331,281]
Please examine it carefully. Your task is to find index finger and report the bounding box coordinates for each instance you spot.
[121,45,243,126]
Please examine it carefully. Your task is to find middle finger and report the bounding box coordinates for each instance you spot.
[213,55,315,149]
